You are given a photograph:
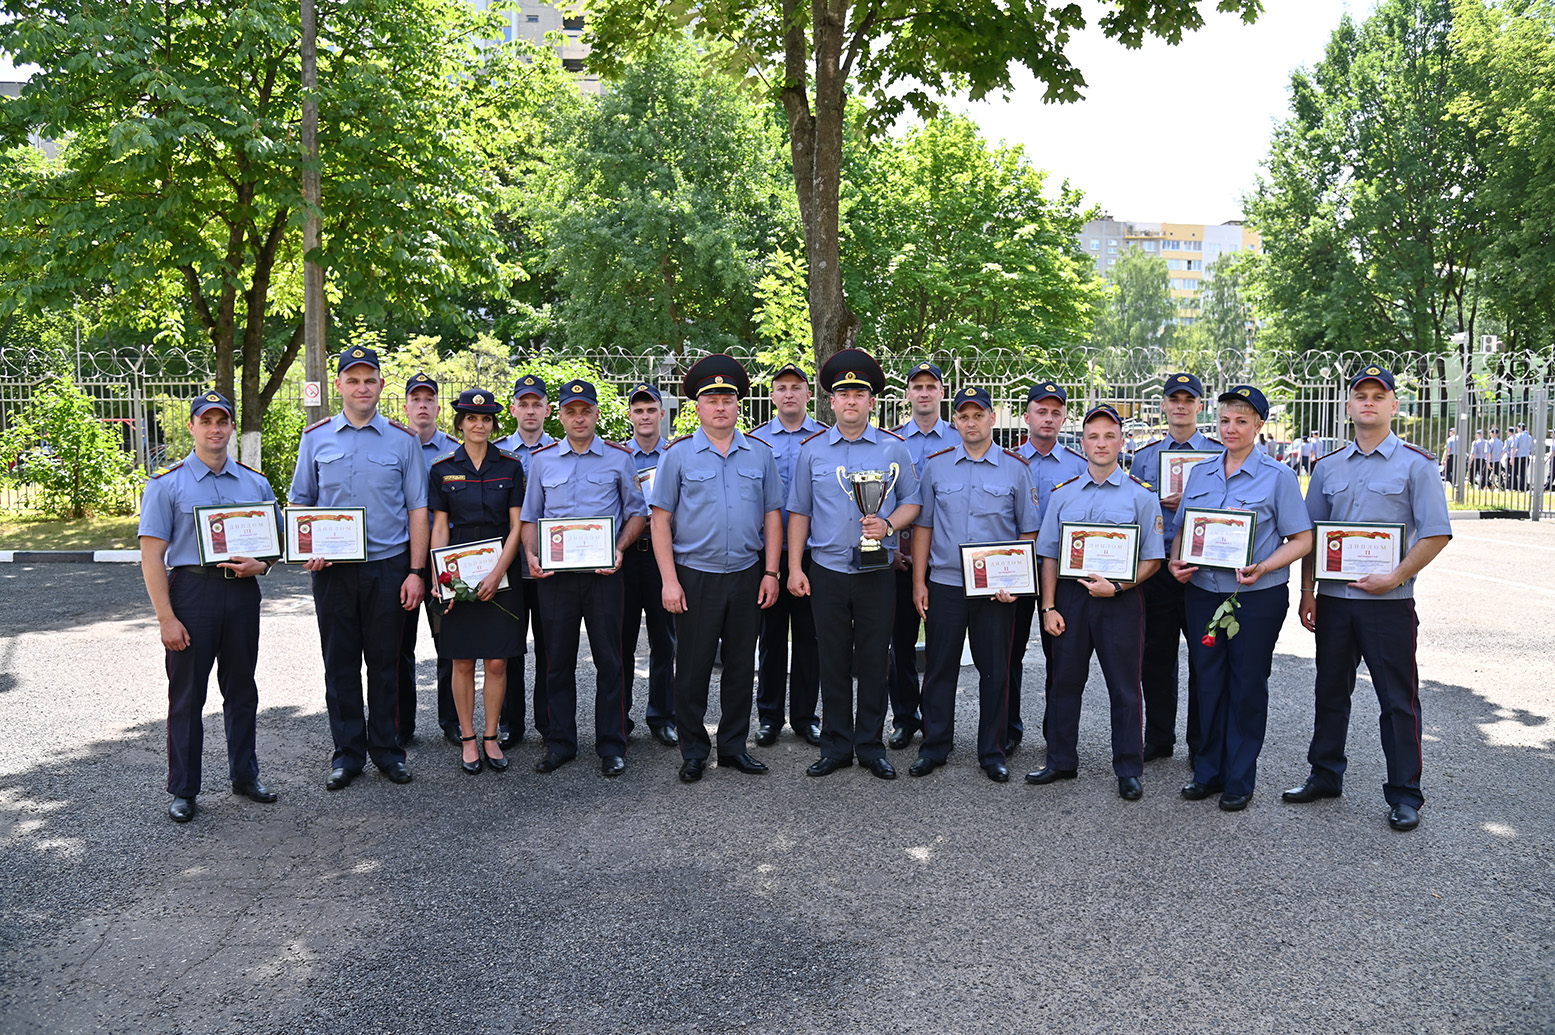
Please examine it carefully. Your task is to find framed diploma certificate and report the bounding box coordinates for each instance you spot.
[1179,507,1256,570]
[1057,523,1141,582]
[635,465,657,502]
[1313,521,1405,582]
[1157,450,1220,497]
[193,503,282,564]
[960,541,1038,598]
[284,507,368,563]
[430,538,510,602]
[538,516,617,571]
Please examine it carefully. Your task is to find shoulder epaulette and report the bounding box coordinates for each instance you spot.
[604,439,632,453]
[879,427,905,440]
[891,423,908,434]
[1002,448,1030,465]
[1129,474,1151,489]
[431,450,458,465]
[497,448,521,462]
[801,429,828,445]
[303,417,332,433]
[744,432,771,448]
[1063,445,1085,459]
[1312,448,1339,465]
[1051,475,1082,492]
[385,417,415,435]
[665,434,692,449]
[816,422,833,431]
[1204,436,1223,446]
[234,459,267,477]
[529,441,558,456]
[1403,442,1437,462]
[151,461,185,479]
[1141,437,1166,449]
[926,446,956,461]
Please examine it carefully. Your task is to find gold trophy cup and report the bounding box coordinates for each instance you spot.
[836,463,900,570]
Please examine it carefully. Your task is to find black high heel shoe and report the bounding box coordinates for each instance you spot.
[460,734,483,775]
[483,734,510,772]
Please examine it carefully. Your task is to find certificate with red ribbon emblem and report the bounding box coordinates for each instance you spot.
[537,516,616,571]
[1057,523,1141,582]
[1179,507,1257,571]
[284,507,368,562]
[1313,522,1405,581]
[960,541,1038,597]
[193,503,282,565]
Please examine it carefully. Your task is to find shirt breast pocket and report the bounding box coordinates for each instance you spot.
[366,452,402,491]
[585,469,619,506]
[684,468,719,501]
[1364,474,1410,522]
[315,452,347,491]
[735,466,764,501]
[1097,506,1138,526]
[972,482,1013,517]
[934,479,966,511]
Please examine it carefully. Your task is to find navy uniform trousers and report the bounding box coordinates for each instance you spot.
[165,568,262,798]
[1308,596,1425,808]
[809,564,894,763]
[1044,580,1145,777]
[1140,565,1201,756]
[312,552,410,772]
[399,601,454,737]
[537,569,629,760]
[919,582,1015,766]
[500,578,550,739]
[672,564,763,761]
[621,541,676,731]
[1183,583,1287,795]
[1007,596,1057,746]
[888,567,923,733]
[755,550,819,733]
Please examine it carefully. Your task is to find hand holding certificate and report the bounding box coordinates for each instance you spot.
[961,541,1038,599]
[194,503,282,566]
[430,539,510,605]
[537,517,618,573]
[1314,522,1405,583]
[1178,507,1256,571]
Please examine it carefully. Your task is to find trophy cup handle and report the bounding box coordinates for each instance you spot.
[884,462,900,500]
[836,465,849,495]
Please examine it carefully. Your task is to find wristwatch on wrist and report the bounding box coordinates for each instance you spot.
[1039,606,1057,614]
[409,567,427,579]
[764,570,780,579]
[883,520,895,538]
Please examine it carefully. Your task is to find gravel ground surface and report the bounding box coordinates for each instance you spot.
[1,515,1551,1034]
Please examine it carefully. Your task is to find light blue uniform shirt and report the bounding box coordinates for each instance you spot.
[290,412,428,561]
[651,428,783,573]
[519,434,649,528]
[1037,466,1166,564]
[416,428,459,469]
[624,436,669,542]
[789,424,921,575]
[140,452,279,567]
[753,414,827,534]
[492,431,556,477]
[1305,433,1452,601]
[1180,449,1312,594]
[1512,431,1533,457]
[1019,441,1089,525]
[1489,436,1504,462]
[917,444,1040,587]
[894,417,962,551]
[1130,431,1223,544]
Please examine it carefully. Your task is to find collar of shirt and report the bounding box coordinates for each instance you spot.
[559,435,606,458]
[183,452,241,483]
[827,423,881,446]
[331,411,390,436]
[1338,431,1401,462]
[689,428,753,455]
[761,415,823,436]
[628,437,668,457]
[1167,431,1215,450]
[902,418,952,440]
[950,443,999,466]
[1080,465,1126,490]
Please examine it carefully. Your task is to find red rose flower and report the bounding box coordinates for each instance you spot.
[438,571,454,586]
[1201,633,1216,646]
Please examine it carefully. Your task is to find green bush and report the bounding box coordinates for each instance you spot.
[0,374,139,517]
[262,399,306,505]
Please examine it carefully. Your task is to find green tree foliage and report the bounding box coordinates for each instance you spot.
[843,115,1100,362]
[0,375,138,518]
[584,0,1262,385]
[1091,247,1177,382]
[535,35,796,358]
[0,0,565,451]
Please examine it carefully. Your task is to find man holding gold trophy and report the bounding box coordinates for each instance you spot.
[787,349,921,779]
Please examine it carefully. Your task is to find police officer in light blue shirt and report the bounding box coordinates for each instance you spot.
[1286,366,1452,832]
[650,355,784,782]
[491,374,556,749]
[520,379,649,777]
[1028,404,1165,801]
[1007,381,1088,755]
[620,382,678,747]
[909,386,1038,783]
[399,371,458,745]
[788,348,921,779]
[752,363,826,747]
[1130,372,1223,764]
[140,391,281,823]
[886,360,962,751]
[290,345,429,790]
[1171,385,1313,812]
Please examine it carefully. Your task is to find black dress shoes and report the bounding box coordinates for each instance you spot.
[1025,766,1077,785]
[1142,743,1174,762]
[864,757,897,780]
[482,736,510,773]
[1219,792,1252,812]
[754,723,780,747]
[497,727,520,750]
[601,755,626,778]
[1181,781,1222,800]
[887,726,915,750]
[534,752,573,774]
[907,757,942,777]
[1388,803,1420,831]
[1282,778,1342,803]
[803,722,823,746]
[396,731,417,748]
[382,762,413,784]
[807,756,854,777]
[1004,736,1022,757]
[679,758,705,783]
[168,796,196,823]
[1117,776,1144,800]
[442,726,463,747]
[717,752,768,774]
[325,768,357,791]
[982,762,1010,783]
[231,780,277,803]
[651,725,679,747]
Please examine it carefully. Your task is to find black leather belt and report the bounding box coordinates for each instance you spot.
[634,539,652,551]
[171,564,236,579]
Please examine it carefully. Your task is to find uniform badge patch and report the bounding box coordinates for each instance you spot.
[1154,515,1164,534]
[443,474,466,483]
[1031,487,1040,504]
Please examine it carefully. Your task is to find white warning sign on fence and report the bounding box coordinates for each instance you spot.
[303,381,322,407]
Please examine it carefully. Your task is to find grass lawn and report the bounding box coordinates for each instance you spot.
[0,511,142,551]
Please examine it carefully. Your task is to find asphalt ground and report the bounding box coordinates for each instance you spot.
[0,516,1551,1034]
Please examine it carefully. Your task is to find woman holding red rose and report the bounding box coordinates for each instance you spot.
[428,388,526,774]
[1169,386,1312,811]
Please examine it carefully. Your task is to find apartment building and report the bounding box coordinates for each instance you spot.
[468,0,602,95]
[1079,217,1262,309]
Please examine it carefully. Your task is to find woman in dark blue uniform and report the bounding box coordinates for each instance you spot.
[428,389,526,774]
